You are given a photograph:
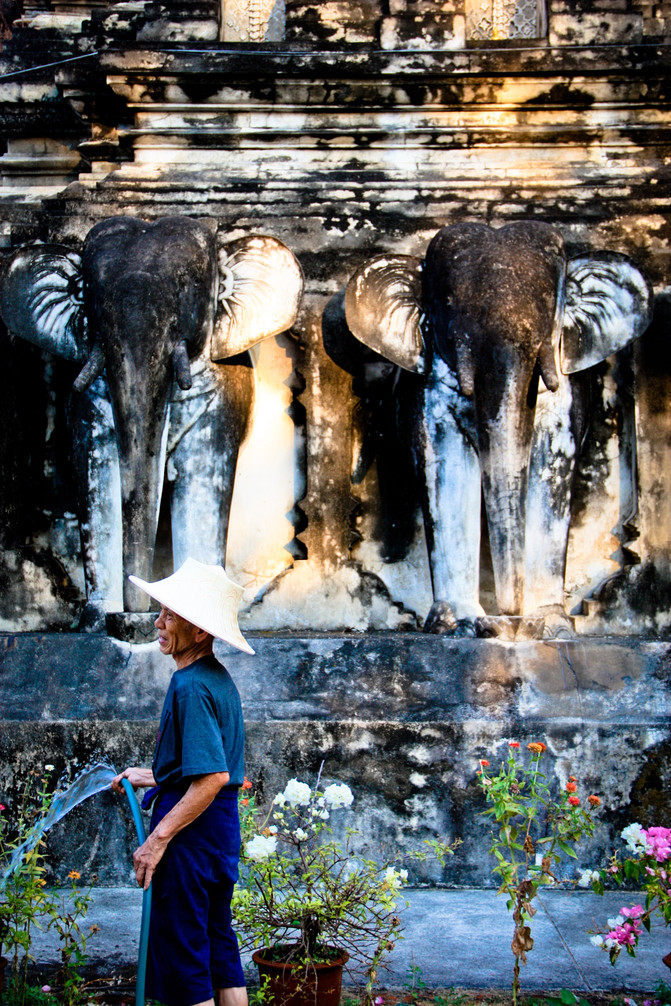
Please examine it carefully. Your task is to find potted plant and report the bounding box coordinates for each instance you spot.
[233,772,457,1005]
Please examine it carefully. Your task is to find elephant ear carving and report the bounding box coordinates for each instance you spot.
[0,245,87,361]
[211,235,304,360]
[560,251,653,374]
[344,255,424,374]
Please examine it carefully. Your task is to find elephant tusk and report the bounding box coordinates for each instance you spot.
[454,338,475,396]
[537,338,559,392]
[172,340,193,391]
[73,342,105,392]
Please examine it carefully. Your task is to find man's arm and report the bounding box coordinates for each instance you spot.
[132,771,230,890]
[111,767,157,792]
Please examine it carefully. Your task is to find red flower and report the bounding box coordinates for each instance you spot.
[241,798,249,806]
[569,775,577,782]
[566,781,577,793]
[588,795,602,807]
[480,759,490,767]
[509,742,520,748]
[242,778,253,790]
[568,795,580,806]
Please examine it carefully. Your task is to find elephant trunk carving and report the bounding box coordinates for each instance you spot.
[345,220,652,634]
[74,217,218,612]
[0,215,304,624]
[424,222,564,616]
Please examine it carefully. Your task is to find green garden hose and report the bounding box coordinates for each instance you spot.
[121,779,152,1006]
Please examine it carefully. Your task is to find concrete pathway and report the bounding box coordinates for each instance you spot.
[28,888,671,993]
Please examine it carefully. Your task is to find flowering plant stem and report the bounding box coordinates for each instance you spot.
[477,742,600,1006]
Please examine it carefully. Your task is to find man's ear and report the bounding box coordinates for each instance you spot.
[195,627,214,645]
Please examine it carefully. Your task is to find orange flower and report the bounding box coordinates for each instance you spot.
[480,759,490,767]
[68,870,81,880]
[568,795,580,807]
[569,775,577,782]
[242,778,252,790]
[241,798,249,806]
[566,781,577,793]
[508,742,520,748]
[527,742,546,754]
[588,794,602,807]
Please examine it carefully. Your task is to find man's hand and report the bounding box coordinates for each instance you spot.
[133,831,169,890]
[111,767,157,793]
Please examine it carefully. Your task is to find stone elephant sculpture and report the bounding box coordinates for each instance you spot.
[344,221,653,636]
[0,243,122,628]
[1,215,304,617]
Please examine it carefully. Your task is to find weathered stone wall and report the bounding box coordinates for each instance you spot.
[1,634,670,885]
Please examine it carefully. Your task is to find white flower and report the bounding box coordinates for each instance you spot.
[45,764,55,772]
[282,779,312,807]
[245,835,277,861]
[294,828,308,842]
[607,915,624,928]
[590,935,604,947]
[273,793,287,807]
[621,823,647,855]
[316,808,330,820]
[577,868,600,888]
[383,867,402,891]
[268,825,278,835]
[323,783,354,809]
[604,938,620,950]
[399,869,408,882]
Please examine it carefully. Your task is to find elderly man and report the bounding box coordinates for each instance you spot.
[112,557,254,1006]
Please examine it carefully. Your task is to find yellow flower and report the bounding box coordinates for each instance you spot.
[37,879,46,886]
[68,870,81,880]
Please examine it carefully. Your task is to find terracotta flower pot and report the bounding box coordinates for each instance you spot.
[252,946,349,1006]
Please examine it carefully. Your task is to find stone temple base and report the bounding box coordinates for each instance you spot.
[0,632,669,886]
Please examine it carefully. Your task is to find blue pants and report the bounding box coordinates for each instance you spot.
[145,787,246,1006]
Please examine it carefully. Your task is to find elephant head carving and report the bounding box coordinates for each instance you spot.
[1,215,304,615]
[345,221,653,631]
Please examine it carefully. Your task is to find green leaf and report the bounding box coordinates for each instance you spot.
[556,840,577,858]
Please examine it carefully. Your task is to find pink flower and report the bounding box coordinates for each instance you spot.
[642,826,671,863]
[0,804,4,811]
[41,986,51,993]
[621,905,644,918]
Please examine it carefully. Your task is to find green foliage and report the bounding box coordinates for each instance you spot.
[536,991,591,1006]
[234,774,459,1001]
[1,770,58,1006]
[654,979,671,1006]
[433,989,469,1006]
[0,769,95,1006]
[476,742,600,1006]
[402,961,427,1002]
[45,872,96,1006]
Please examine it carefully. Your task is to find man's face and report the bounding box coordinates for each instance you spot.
[154,606,201,660]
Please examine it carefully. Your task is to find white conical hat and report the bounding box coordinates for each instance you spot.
[129,557,254,655]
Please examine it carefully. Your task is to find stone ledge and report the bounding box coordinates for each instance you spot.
[1,632,669,722]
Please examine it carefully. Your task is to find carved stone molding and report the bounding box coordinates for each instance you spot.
[219,0,285,42]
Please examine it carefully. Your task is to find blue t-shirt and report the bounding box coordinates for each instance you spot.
[152,653,245,788]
